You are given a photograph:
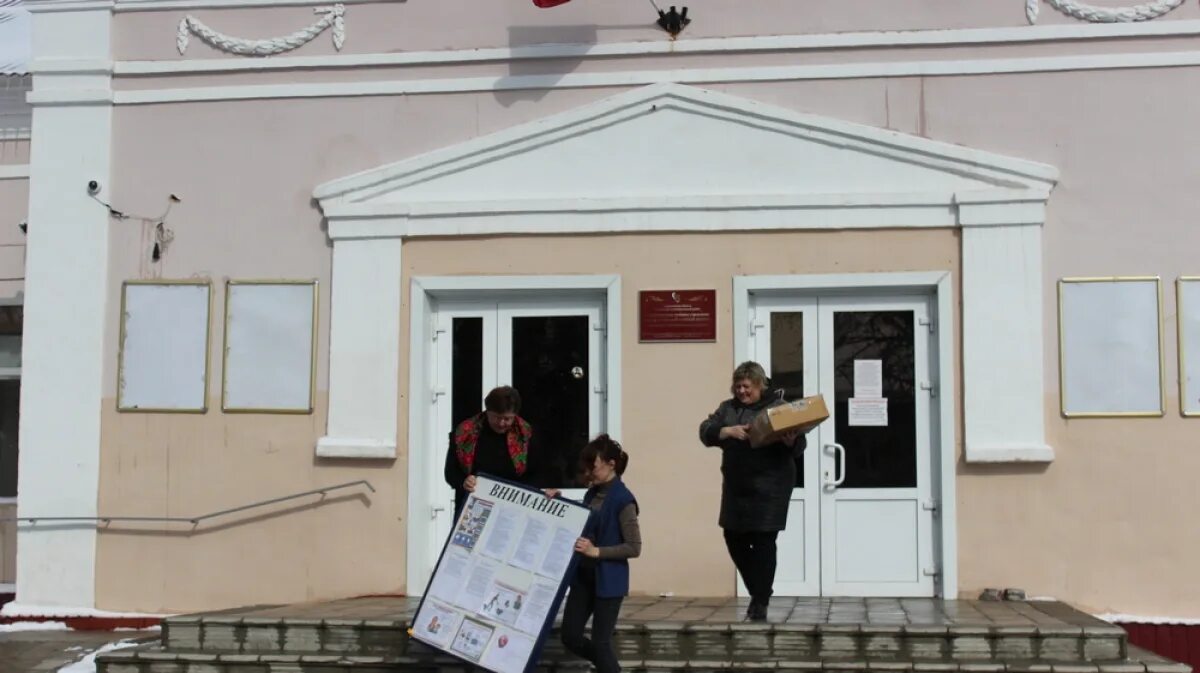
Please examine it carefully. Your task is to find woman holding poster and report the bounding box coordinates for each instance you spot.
[698,361,804,622]
[560,435,641,673]
[445,386,549,517]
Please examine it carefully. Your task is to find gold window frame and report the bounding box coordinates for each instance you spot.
[117,279,213,414]
[1178,277,1200,418]
[221,279,319,414]
[1058,276,1165,418]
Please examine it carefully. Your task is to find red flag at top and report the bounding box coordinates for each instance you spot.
[533,0,572,6]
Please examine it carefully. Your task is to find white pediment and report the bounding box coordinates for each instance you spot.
[315,83,1056,220]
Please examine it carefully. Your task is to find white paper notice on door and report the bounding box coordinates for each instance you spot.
[848,397,888,426]
[853,360,884,398]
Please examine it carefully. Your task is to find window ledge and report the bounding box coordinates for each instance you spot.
[316,437,396,459]
[965,443,1055,463]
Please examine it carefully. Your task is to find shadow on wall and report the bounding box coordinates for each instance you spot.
[494,24,653,107]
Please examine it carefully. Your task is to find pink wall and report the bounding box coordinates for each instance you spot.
[114,1,1200,61]
[0,138,27,300]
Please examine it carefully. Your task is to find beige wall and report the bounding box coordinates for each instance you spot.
[0,502,13,585]
[96,228,957,613]
[94,65,1200,615]
[402,230,961,601]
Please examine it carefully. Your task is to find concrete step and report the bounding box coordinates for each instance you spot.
[96,648,1192,673]
[158,615,1129,663]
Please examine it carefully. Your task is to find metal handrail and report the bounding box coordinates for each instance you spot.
[0,480,375,525]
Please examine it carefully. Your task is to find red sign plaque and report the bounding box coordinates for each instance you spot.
[639,290,717,342]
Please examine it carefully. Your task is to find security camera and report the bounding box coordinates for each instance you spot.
[86,180,101,195]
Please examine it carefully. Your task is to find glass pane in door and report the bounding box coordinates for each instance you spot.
[451,317,483,428]
[0,379,17,498]
[769,311,805,487]
[832,311,916,489]
[511,316,590,488]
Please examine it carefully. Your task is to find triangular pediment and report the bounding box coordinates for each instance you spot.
[315,83,1056,212]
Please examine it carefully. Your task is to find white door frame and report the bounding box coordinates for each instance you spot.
[733,271,957,597]
[405,275,622,594]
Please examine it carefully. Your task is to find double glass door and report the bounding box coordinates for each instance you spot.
[428,298,605,565]
[750,294,938,597]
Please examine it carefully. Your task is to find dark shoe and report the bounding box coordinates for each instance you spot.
[747,601,768,622]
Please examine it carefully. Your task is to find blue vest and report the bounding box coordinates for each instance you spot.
[583,478,639,599]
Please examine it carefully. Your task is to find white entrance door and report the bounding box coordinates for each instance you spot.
[425,297,606,577]
[751,294,937,597]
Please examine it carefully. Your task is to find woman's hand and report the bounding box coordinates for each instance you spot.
[720,424,751,441]
[574,537,600,559]
[463,475,478,492]
[782,429,802,446]
[542,488,561,499]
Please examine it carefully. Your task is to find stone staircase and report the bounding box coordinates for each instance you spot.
[96,596,1192,673]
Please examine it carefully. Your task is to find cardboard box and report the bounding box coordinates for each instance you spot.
[749,395,830,448]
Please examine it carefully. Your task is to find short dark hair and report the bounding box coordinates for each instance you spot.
[484,386,522,414]
[579,434,629,477]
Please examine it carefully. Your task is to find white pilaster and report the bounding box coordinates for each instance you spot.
[315,236,402,459]
[959,196,1054,463]
[16,1,113,608]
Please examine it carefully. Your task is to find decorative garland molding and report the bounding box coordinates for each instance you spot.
[107,19,1200,76]
[1026,0,1186,24]
[176,3,344,56]
[122,0,380,10]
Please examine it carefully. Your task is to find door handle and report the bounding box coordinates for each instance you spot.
[431,505,446,520]
[823,443,846,489]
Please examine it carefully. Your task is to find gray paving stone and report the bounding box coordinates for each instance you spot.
[867,661,915,671]
[911,661,959,673]
[202,621,243,653]
[164,621,203,650]
[1084,638,1124,661]
[1096,664,1146,673]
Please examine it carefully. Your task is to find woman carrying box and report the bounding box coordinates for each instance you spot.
[698,361,804,622]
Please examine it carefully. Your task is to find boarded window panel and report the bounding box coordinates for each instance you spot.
[222,281,317,413]
[1059,278,1163,417]
[118,282,211,412]
[1179,278,1200,416]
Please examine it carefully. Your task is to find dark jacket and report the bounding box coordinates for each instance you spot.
[445,421,547,516]
[698,389,806,532]
[582,477,639,598]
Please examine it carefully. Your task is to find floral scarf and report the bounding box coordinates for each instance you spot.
[453,413,532,476]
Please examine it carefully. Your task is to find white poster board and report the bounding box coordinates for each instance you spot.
[1178,278,1200,416]
[118,281,211,412]
[412,476,591,673]
[222,281,317,413]
[1059,278,1163,417]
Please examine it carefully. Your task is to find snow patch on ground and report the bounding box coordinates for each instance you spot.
[0,603,164,619]
[1098,613,1200,625]
[56,640,138,673]
[0,620,69,632]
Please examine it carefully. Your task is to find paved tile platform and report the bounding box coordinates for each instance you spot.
[166,595,1122,628]
[97,597,1194,673]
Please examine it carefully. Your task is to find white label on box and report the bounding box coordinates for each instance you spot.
[854,360,883,398]
[848,397,888,426]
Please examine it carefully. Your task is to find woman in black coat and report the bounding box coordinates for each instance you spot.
[698,361,805,621]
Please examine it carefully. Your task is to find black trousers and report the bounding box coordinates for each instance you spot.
[723,529,779,604]
[561,565,624,673]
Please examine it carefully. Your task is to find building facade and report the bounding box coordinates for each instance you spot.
[10,0,1200,621]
